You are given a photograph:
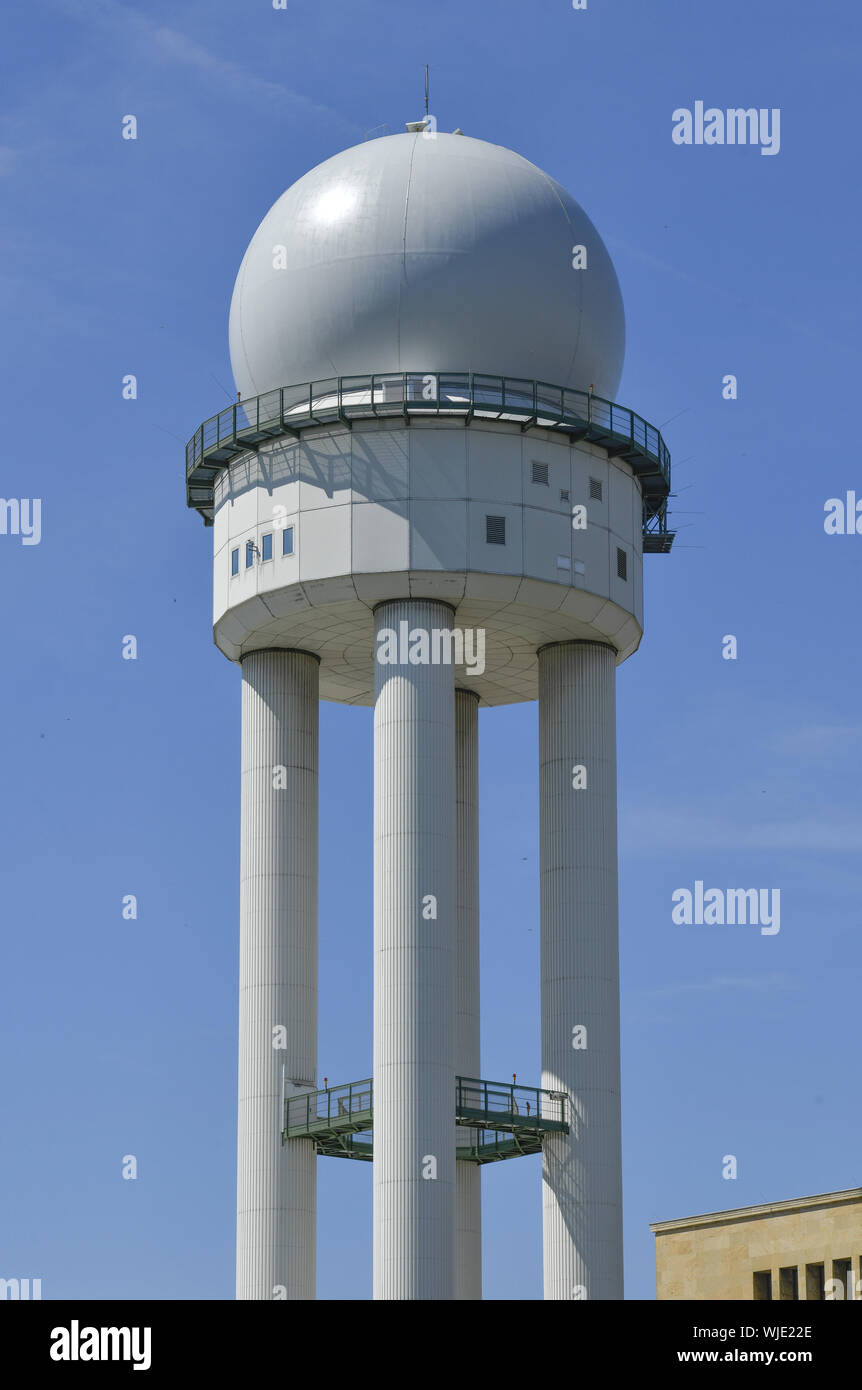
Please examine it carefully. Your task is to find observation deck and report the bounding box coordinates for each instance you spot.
[282,1075,569,1164]
[186,372,674,551]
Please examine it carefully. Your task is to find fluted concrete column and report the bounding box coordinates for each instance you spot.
[373,600,456,1300]
[237,649,318,1300]
[455,689,481,1300]
[539,641,623,1301]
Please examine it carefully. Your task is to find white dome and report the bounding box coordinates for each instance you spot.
[229,132,625,401]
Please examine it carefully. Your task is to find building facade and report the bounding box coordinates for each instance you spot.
[651,1187,862,1300]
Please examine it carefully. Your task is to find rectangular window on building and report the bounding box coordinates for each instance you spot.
[805,1263,825,1300]
[531,461,549,486]
[589,476,603,501]
[752,1270,772,1301]
[245,541,255,569]
[282,525,294,556]
[486,515,506,545]
[832,1258,852,1299]
[779,1266,799,1301]
[230,548,239,577]
[261,533,272,561]
[617,547,627,581]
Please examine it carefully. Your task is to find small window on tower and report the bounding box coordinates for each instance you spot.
[589,477,603,501]
[282,526,295,556]
[261,533,273,561]
[245,541,255,569]
[230,548,239,577]
[617,547,627,581]
[531,461,549,486]
[486,515,506,545]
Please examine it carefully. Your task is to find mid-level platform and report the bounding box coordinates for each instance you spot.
[282,1075,568,1165]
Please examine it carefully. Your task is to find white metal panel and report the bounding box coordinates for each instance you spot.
[352,499,409,574]
[410,499,468,571]
[298,504,350,583]
[468,428,523,505]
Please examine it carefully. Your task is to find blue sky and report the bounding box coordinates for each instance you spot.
[1,0,860,1300]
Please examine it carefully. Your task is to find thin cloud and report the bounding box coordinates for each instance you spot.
[608,234,857,357]
[620,807,862,853]
[639,973,799,999]
[51,0,355,133]
[770,724,862,758]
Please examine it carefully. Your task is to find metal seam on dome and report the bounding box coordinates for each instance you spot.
[537,170,585,391]
[397,134,419,371]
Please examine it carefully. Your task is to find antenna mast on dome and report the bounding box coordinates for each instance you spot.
[424,64,430,118]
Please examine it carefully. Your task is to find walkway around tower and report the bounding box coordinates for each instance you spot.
[185,371,674,551]
[282,1075,569,1164]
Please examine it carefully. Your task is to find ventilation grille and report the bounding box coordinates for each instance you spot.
[589,476,603,501]
[617,547,627,581]
[531,461,549,485]
[486,515,506,545]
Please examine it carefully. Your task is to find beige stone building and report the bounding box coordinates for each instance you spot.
[651,1187,862,1300]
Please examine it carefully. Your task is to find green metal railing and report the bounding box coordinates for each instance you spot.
[284,1078,373,1136]
[185,371,673,548]
[455,1076,567,1133]
[282,1074,568,1164]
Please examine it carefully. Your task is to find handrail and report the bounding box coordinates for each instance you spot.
[283,1073,568,1136]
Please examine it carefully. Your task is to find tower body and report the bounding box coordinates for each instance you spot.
[188,129,672,1300]
[455,688,481,1299]
[237,650,318,1300]
[373,599,457,1299]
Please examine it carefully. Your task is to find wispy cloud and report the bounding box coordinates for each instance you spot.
[621,806,862,854]
[639,973,799,999]
[770,724,862,758]
[608,234,854,356]
[51,0,355,133]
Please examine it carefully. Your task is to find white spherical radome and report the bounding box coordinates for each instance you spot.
[229,132,625,402]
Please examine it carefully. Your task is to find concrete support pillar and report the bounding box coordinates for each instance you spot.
[236,649,318,1301]
[455,688,481,1300]
[373,600,456,1300]
[538,641,623,1301]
